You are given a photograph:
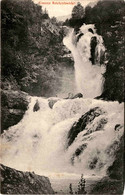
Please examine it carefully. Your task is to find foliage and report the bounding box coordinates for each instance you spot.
[69,174,87,194]
[69,183,73,194]
[1,0,64,96]
[72,2,84,19]
[77,174,86,194]
[64,2,85,28]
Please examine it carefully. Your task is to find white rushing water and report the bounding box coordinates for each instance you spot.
[0,24,123,181]
[63,24,105,98]
[1,96,124,179]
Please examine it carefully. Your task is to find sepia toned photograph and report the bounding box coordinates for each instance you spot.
[1,0,124,194]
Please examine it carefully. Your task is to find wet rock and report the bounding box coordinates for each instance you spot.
[90,36,97,65]
[72,93,83,99]
[65,93,83,99]
[71,143,87,165]
[61,45,74,65]
[74,27,80,35]
[76,33,84,42]
[88,28,94,34]
[1,90,29,133]
[89,135,124,194]
[62,26,70,36]
[65,93,74,99]
[114,124,122,131]
[48,98,60,109]
[83,118,107,137]
[48,100,58,109]
[67,107,104,147]
[89,157,98,169]
[33,100,40,112]
[89,176,124,194]
[0,164,54,194]
[107,135,124,180]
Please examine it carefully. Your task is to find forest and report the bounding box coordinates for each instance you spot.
[1,0,66,97]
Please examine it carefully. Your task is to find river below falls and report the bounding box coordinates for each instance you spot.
[50,177,101,194]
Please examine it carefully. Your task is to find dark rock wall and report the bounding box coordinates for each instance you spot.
[67,107,104,147]
[84,1,125,102]
[107,135,124,180]
[1,90,29,133]
[88,135,124,194]
[0,164,54,194]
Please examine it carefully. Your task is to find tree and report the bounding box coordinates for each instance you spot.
[42,8,49,19]
[77,174,86,194]
[51,17,57,24]
[72,2,84,19]
[68,2,85,27]
[69,183,73,194]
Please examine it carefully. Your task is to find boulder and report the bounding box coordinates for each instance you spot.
[72,93,83,99]
[1,90,29,133]
[90,36,97,65]
[76,33,84,42]
[71,143,87,165]
[0,164,54,194]
[67,107,104,147]
[88,28,94,34]
[65,93,83,99]
[33,100,40,112]
[48,98,60,109]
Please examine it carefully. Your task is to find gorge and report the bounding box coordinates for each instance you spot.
[1,0,124,194]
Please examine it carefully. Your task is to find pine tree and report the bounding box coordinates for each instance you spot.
[77,174,86,194]
[69,183,73,194]
[72,2,84,19]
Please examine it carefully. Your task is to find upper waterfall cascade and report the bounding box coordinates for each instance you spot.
[63,24,105,98]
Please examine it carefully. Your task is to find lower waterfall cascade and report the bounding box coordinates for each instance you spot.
[1,96,124,179]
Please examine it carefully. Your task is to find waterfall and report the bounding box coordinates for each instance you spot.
[0,24,123,181]
[63,24,105,98]
[1,96,124,179]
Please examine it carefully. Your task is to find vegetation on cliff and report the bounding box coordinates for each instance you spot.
[1,0,66,97]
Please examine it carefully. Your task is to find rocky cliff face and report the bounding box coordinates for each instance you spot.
[0,164,54,194]
[1,0,73,98]
[89,134,124,194]
[1,90,29,133]
[84,1,125,102]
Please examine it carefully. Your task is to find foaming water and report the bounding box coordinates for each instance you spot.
[1,96,124,179]
[63,24,105,98]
